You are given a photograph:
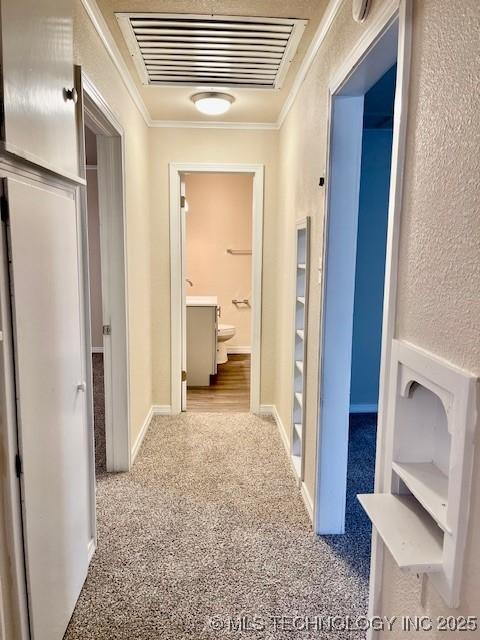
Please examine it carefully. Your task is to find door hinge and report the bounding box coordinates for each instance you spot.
[180,195,186,209]
[103,325,111,336]
[182,370,187,382]
[15,453,22,478]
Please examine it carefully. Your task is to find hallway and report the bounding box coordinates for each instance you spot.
[65,413,373,639]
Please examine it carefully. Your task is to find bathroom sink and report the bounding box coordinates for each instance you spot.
[186,296,218,306]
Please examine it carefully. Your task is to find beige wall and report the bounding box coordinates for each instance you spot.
[149,127,278,407]
[86,168,103,350]
[2,0,477,636]
[185,173,253,349]
[275,0,480,633]
[74,0,153,445]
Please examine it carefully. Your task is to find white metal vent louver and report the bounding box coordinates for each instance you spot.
[116,13,308,89]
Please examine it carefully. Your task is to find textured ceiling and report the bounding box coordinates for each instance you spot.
[97,0,330,122]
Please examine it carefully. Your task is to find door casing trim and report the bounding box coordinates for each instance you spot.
[169,162,264,414]
[83,73,131,473]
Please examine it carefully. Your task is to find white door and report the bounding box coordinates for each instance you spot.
[0,0,79,177]
[6,178,91,639]
[181,180,187,410]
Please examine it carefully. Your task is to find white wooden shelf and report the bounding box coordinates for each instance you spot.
[291,217,310,484]
[392,461,449,533]
[294,422,302,440]
[291,454,301,478]
[358,493,444,573]
[360,340,478,607]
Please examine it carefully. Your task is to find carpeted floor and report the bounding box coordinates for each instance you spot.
[93,354,106,474]
[65,412,376,640]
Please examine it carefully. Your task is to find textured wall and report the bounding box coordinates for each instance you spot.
[185,173,253,349]
[382,0,480,632]
[74,0,153,444]
[275,0,388,507]
[276,0,480,631]
[149,127,278,407]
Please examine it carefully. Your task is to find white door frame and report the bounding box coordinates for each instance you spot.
[82,74,131,472]
[314,0,411,633]
[169,163,264,414]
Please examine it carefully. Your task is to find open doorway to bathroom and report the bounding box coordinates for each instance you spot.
[169,163,264,414]
[184,173,253,412]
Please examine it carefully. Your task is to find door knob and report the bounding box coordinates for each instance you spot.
[63,87,78,103]
[77,381,86,392]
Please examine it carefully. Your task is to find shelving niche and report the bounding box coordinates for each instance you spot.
[359,339,478,607]
[291,217,310,481]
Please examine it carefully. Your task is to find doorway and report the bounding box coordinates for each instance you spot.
[82,79,130,473]
[84,126,107,473]
[315,15,407,536]
[169,163,264,415]
[183,173,253,412]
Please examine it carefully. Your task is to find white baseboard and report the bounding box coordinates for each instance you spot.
[91,347,104,354]
[258,403,274,415]
[87,538,96,564]
[227,346,251,354]
[349,403,378,413]
[131,405,172,465]
[152,404,172,415]
[272,406,290,453]
[260,403,289,455]
[260,404,314,524]
[300,482,314,522]
[131,406,153,464]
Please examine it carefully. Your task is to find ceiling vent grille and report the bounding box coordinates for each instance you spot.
[116,13,308,89]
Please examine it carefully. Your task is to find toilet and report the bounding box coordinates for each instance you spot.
[217,324,236,364]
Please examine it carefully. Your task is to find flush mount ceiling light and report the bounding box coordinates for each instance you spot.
[191,92,235,115]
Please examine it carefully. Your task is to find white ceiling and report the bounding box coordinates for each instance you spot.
[96,0,331,123]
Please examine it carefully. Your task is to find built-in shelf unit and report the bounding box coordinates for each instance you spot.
[359,339,478,607]
[291,217,310,481]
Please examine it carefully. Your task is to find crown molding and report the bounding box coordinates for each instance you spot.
[81,0,342,131]
[149,119,279,130]
[277,0,344,127]
[81,0,152,126]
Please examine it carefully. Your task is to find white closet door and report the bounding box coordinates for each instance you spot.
[0,0,78,177]
[6,178,90,640]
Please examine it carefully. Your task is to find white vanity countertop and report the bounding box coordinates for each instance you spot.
[186,296,218,306]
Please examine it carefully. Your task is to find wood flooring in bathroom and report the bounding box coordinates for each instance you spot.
[187,354,250,412]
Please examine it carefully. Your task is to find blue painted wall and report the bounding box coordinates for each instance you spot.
[349,129,393,408]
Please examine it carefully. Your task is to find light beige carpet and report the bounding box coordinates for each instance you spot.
[65,413,372,639]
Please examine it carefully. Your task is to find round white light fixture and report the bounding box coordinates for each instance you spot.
[191,92,235,116]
